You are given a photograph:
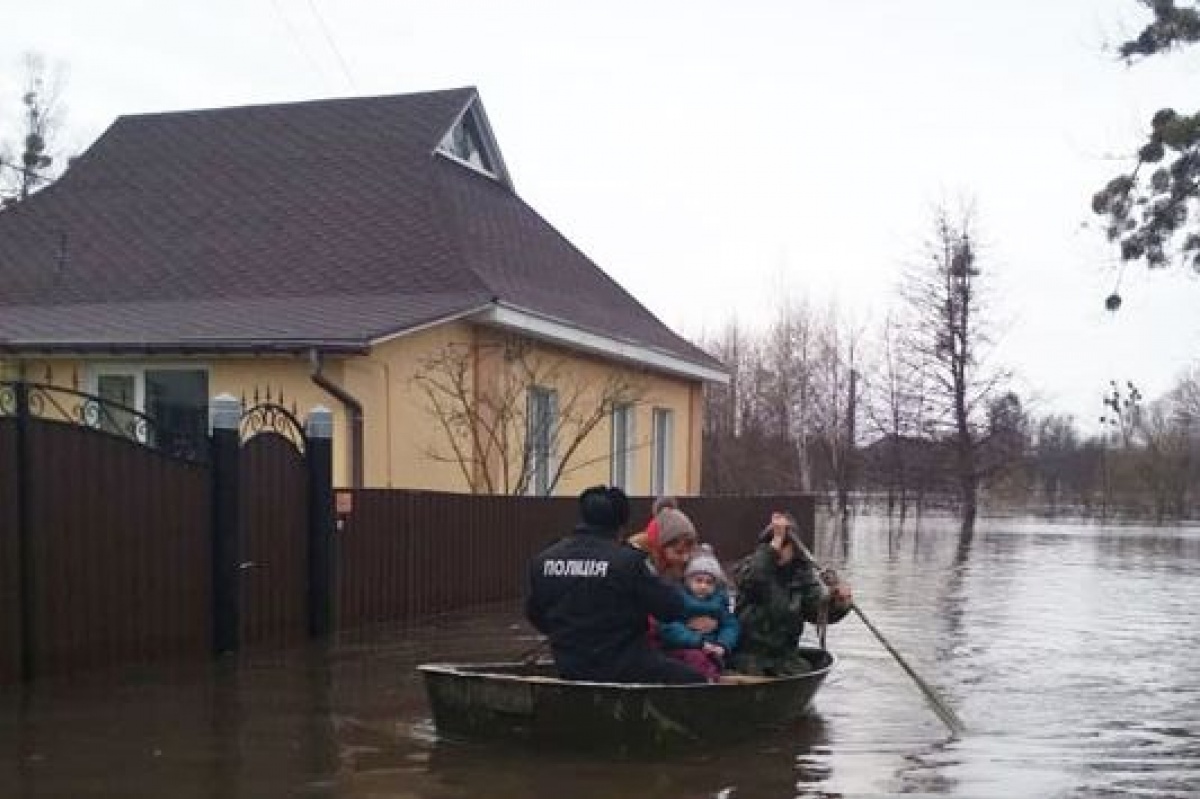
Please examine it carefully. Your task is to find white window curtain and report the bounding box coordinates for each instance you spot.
[610,403,636,491]
[651,407,674,496]
[527,386,558,496]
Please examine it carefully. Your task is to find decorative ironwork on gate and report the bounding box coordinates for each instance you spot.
[238,387,307,452]
[0,380,208,463]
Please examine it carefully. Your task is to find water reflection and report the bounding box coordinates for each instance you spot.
[1,516,1199,797]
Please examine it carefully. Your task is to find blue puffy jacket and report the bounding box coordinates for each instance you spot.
[657,588,740,652]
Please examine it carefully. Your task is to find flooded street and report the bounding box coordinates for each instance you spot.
[2,515,1199,798]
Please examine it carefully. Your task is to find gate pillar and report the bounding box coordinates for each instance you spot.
[211,394,242,654]
[305,407,334,638]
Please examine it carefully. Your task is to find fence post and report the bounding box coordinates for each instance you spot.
[210,394,241,654]
[306,406,334,638]
[14,381,34,681]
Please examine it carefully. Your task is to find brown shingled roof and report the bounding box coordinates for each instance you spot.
[0,88,722,375]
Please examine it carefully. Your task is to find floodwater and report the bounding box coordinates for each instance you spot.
[2,515,1200,798]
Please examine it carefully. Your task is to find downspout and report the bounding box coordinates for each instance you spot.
[309,348,364,488]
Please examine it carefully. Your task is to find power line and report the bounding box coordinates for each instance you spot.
[268,0,328,87]
[305,0,357,91]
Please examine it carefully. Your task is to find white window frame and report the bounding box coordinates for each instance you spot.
[610,403,636,491]
[89,367,146,413]
[87,363,211,412]
[435,102,509,184]
[86,363,211,436]
[526,385,558,496]
[651,407,674,497]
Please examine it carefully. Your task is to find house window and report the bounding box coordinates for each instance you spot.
[96,372,139,437]
[437,103,501,178]
[145,369,210,457]
[90,366,209,457]
[610,403,635,491]
[527,386,557,496]
[651,407,674,496]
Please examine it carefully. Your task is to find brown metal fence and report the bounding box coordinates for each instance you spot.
[0,421,20,683]
[22,419,212,677]
[1,380,816,682]
[336,490,814,629]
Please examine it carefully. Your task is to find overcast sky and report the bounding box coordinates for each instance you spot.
[3,0,1199,429]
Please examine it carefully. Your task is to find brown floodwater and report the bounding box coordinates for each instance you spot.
[2,515,1199,798]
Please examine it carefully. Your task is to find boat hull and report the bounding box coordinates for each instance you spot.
[418,646,833,752]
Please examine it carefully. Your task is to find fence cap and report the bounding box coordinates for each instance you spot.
[307,406,334,439]
[211,394,241,430]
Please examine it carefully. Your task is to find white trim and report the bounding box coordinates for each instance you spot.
[367,303,494,347]
[92,369,144,414]
[86,361,211,413]
[434,94,514,189]
[434,149,502,183]
[473,304,729,384]
[464,98,513,187]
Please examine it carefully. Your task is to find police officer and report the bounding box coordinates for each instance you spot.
[525,485,706,684]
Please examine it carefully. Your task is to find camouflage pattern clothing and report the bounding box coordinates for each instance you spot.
[729,542,849,676]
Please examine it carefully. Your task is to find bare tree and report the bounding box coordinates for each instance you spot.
[702,319,763,494]
[864,310,936,521]
[808,305,863,524]
[1168,364,1200,424]
[761,299,817,492]
[900,205,1012,533]
[1,53,66,208]
[701,316,803,495]
[413,337,647,495]
[1135,399,1191,521]
[1031,413,1081,515]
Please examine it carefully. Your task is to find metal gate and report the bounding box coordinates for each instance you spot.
[0,381,211,682]
[238,400,310,647]
[0,382,335,684]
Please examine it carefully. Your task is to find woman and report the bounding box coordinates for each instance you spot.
[627,506,697,582]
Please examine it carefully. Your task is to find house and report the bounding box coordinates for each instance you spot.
[0,88,726,493]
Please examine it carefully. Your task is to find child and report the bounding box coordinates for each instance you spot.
[658,546,740,680]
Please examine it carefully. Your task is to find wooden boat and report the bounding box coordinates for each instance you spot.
[417,646,834,753]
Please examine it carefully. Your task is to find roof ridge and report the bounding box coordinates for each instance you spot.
[113,87,479,122]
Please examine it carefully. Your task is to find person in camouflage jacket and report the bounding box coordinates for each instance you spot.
[730,512,853,676]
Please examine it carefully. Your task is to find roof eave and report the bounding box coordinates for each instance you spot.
[471,302,730,384]
[366,302,496,347]
[0,339,371,357]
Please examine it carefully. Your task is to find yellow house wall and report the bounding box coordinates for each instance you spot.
[635,373,700,497]
[1,325,708,495]
[207,357,346,477]
[468,330,703,497]
[0,355,350,480]
[0,359,88,425]
[347,322,476,491]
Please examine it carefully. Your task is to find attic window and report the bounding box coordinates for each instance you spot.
[438,104,500,177]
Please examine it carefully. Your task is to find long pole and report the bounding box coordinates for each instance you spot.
[795,539,966,736]
[847,603,966,735]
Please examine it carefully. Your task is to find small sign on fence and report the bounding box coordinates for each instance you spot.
[336,490,354,515]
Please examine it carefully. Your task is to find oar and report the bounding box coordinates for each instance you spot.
[794,539,967,737]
